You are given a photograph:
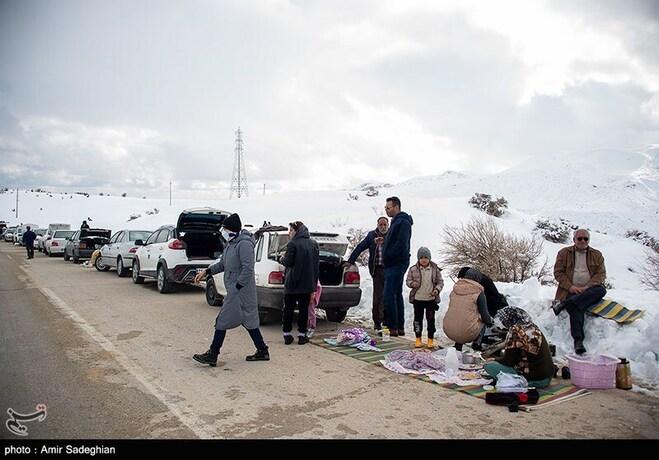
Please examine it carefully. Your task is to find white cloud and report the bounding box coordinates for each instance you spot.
[0,0,657,195]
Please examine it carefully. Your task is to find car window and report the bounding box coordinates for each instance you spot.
[268,233,290,260]
[54,230,76,239]
[129,231,152,242]
[255,235,264,262]
[145,230,160,245]
[109,232,121,244]
[156,229,171,244]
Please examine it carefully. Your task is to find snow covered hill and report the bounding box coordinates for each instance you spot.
[2,147,658,393]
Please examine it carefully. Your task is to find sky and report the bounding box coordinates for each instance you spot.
[1,0,658,198]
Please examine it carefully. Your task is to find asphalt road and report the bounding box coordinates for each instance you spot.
[1,243,658,439]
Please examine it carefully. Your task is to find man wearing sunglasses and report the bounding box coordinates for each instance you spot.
[552,229,607,354]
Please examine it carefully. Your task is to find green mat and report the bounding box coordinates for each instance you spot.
[588,298,644,324]
[312,332,590,410]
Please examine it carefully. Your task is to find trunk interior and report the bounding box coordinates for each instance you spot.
[319,252,344,286]
[81,236,110,249]
[181,232,224,260]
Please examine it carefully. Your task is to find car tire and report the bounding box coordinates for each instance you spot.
[325,308,348,323]
[64,251,70,261]
[117,257,129,277]
[205,277,223,307]
[72,252,79,263]
[132,259,145,284]
[95,255,110,272]
[156,264,173,294]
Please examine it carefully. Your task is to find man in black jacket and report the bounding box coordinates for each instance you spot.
[383,197,413,337]
[22,226,37,259]
[279,221,320,345]
[346,217,389,331]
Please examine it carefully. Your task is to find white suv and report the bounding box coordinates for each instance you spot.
[204,225,362,323]
[131,208,232,294]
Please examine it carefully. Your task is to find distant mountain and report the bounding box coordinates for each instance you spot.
[394,148,659,237]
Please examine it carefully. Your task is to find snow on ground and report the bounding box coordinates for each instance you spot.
[2,148,658,392]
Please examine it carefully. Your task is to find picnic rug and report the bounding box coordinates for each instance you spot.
[588,298,644,324]
[311,332,590,411]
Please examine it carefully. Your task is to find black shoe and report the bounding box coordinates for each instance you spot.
[574,339,587,355]
[246,348,270,361]
[284,335,294,345]
[552,300,566,316]
[374,323,382,332]
[298,336,309,345]
[193,350,218,367]
[398,330,406,337]
[471,341,483,351]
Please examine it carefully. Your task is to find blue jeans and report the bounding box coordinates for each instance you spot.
[564,285,607,340]
[384,264,407,331]
[210,327,267,356]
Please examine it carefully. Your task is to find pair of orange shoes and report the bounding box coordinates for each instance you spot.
[415,338,435,348]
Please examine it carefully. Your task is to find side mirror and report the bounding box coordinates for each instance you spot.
[134,239,144,246]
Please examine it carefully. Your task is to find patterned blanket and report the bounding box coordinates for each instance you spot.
[588,299,644,324]
[312,331,589,409]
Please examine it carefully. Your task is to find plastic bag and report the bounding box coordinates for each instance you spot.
[495,372,528,393]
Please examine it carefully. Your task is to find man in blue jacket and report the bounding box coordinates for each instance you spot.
[22,226,37,259]
[346,216,389,331]
[383,197,413,336]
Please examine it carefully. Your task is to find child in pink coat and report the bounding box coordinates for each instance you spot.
[307,281,323,337]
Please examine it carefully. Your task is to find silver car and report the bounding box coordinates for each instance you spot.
[96,229,153,276]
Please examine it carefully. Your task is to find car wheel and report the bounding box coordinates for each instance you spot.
[325,308,348,323]
[64,251,70,261]
[72,253,79,263]
[157,265,173,293]
[95,255,109,272]
[132,260,144,284]
[205,277,223,307]
[117,257,129,277]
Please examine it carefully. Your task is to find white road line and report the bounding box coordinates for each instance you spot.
[15,266,215,439]
[7,254,13,260]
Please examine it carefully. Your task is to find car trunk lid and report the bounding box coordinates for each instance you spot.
[176,208,230,260]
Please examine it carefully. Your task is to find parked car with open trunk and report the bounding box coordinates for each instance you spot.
[131,208,231,294]
[64,228,112,263]
[204,224,362,323]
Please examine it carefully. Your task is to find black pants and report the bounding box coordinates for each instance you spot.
[413,300,437,338]
[283,293,311,335]
[209,327,267,356]
[372,266,386,328]
[26,244,34,259]
[564,285,607,340]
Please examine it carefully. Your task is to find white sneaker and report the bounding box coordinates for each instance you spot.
[306,328,315,338]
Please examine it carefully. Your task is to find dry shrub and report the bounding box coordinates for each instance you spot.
[442,217,544,283]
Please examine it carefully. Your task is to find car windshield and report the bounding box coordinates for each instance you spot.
[129,231,152,242]
[53,230,76,239]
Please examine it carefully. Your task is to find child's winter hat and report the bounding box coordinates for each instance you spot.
[417,247,431,260]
